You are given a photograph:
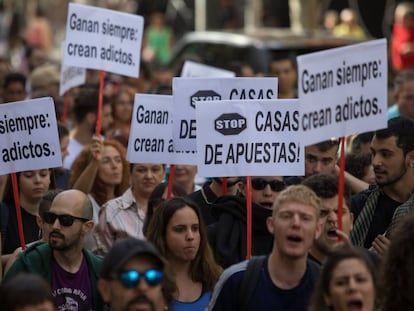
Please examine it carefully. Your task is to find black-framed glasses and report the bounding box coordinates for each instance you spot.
[43,211,89,227]
[116,269,163,288]
[251,179,286,192]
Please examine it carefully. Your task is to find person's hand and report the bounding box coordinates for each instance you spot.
[371,234,390,257]
[90,136,104,161]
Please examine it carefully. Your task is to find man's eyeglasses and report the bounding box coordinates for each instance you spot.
[43,211,89,227]
[115,269,163,288]
[251,179,286,192]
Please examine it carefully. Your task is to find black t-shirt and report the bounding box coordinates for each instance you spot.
[3,202,39,254]
[352,190,399,248]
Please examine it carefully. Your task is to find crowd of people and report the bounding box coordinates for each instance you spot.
[1,1,414,311]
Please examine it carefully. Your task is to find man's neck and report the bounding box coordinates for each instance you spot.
[383,175,414,203]
[267,251,307,289]
[308,247,324,265]
[70,125,93,146]
[53,247,84,273]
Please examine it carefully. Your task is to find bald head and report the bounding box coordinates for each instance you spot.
[52,190,93,220]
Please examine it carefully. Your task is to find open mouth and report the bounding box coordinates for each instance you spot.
[327,229,338,239]
[287,235,303,243]
[260,202,273,209]
[347,299,363,310]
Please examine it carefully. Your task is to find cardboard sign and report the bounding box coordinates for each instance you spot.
[64,3,144,77]
[0,98,62,174]
[172,77,278,152]
[195,99,304,177]
[59,66,86,96]
[180,60,235,78]
[127,94,197,165]
[297,39,388,145]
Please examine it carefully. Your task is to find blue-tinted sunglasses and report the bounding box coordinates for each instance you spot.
[116,269,163,288]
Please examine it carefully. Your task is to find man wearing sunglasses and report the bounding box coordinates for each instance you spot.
[98,237,176,311]
[3,189,105,310]
[208,176,285,268]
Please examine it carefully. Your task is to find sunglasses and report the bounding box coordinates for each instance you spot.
[43,211,89,227]
[116,269,163,288]
[251,179,285,192]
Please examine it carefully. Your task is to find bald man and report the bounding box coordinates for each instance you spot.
[4,189,105,310]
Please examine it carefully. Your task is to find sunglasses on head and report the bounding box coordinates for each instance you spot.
[43,211,89,227]
[116,269,163,288]
[251,178,285,192]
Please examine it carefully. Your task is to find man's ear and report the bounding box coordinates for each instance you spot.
[82,220,94,234]
[97,279,111,303]
[266,216,274,235]
[406,150,414,168]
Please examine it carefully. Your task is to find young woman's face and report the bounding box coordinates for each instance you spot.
[98,145,123,186]
[166,206,200,262]
[324,258,375,311]
[19,169,51,201]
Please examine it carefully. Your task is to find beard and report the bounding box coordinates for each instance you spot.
[124,294,156,311]
[376,166,407,186]
[48,230,80,251]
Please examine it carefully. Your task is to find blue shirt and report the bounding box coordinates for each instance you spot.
[170,291,211,311]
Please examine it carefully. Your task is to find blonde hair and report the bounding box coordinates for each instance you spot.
[272,184,321,217]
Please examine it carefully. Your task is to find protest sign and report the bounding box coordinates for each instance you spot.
[297,38,387,145]
[59,66,86,96]
[0,97,62,175]
[60,42,86,96]
[63,3,144,77]
[172,77,278,152]
[180,60,236,78]
[195,99,304,177]
[127,94,197,165]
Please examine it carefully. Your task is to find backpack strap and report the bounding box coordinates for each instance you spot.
[237,255,266,311]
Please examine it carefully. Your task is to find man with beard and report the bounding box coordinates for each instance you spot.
[350,116,414,252]
[3,189,105,310]
[207,185,322,311]
[302,173,354,264]
[187,176,241,225]
[98,237,176,311]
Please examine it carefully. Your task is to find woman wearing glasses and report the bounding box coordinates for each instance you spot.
[69,138,130,251]
[146,197,222,311]
[207,176,285,268]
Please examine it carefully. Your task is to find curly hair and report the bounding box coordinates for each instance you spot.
[69,139,130,206]
[145,197,222,292]
[380,212,414,310]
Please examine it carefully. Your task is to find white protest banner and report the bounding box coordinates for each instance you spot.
[172,77,278,152]
[0,98,62,175]
[127,94,197,165]
[60,42,86,96]
[297,38,387,145]
[180,60,236,78]
[64,3,144,77]
[59,66,86,96]
[195,99,304,177]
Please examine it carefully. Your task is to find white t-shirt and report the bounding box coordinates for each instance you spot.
[63,137,85,169]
